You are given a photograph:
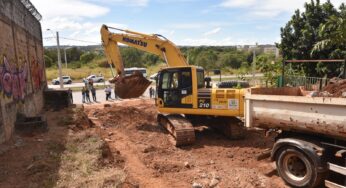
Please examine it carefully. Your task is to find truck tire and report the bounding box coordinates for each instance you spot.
[276,147,323,188]
[99,79,104,82]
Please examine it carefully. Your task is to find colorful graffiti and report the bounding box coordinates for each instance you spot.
[30,57,44,91]
[0,55,28,101]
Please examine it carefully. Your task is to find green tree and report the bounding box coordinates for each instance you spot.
[120,47,144,67]
[278,0,339,76]
[143,53,160,66]
[312,9,346,57]
[67,47,83,62]
[80,52,96,64]
[44,55,53,67]
[194,50,218,71]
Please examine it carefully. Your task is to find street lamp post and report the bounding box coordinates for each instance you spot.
[56,31,63,89]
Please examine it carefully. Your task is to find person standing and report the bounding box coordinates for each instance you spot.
[105,86,111,101]
[91,86,97,102]
[149,87,153,98]
[85,87,91,103]
[82,87,86,103]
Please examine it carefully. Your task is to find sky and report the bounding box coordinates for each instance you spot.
[30,0,345,46]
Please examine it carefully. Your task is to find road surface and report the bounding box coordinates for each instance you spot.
[48,81,111,89]
[48,73,263,89]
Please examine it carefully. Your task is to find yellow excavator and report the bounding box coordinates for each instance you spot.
[101,25,245,146]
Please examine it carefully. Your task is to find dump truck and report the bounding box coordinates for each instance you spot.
[245,87,346,188]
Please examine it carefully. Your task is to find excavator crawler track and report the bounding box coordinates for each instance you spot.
[157,114,195,147]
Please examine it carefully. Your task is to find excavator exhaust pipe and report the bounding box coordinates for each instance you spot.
[110,71,152,99]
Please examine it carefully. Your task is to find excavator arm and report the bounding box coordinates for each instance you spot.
[101,25,188,75]
[100,25,188,99]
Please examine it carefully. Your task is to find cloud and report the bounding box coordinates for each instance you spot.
[180,37,257,46]
[203,27,221,36]
[169,23,205,29]
[87,0,149,7]
[220,0,345,17]
[31,0,109,19]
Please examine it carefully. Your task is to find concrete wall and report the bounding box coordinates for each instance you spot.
[0,0,46,143]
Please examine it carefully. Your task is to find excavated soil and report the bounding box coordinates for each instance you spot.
[84,99,288,188]
[322,78,346,97]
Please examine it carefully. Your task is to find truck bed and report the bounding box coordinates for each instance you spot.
[245,87,346,140]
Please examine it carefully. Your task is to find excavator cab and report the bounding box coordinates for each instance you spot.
[156,66,205,109]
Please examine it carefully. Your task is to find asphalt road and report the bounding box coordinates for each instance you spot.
[48,81,111,89]
[47,73,263,89]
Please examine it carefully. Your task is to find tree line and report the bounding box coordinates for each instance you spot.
[279,0,346,77]
[44,45,275,73]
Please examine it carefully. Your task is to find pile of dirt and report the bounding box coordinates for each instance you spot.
[61,105,94,131]
[321,78,346,97]
[87,99,157,130]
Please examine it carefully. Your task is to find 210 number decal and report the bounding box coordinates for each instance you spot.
[198,99,211,109]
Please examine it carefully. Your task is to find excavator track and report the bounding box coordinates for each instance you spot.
[157,114,195,147]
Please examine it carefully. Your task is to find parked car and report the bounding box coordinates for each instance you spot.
[51,76,72,85]
[149,73,158,81]
[83,75,105,83]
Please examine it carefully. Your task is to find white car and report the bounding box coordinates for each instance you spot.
[149,73,158,81]
[83,75,105,83]
[51,76,72,85]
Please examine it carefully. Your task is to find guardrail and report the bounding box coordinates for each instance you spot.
[283,75,329,91]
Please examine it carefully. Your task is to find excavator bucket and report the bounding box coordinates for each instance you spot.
[110,71,152,99]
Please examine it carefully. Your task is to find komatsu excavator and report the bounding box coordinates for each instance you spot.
[101,25,245,146]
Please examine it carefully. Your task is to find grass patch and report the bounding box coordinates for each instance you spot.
[56,131,126,187]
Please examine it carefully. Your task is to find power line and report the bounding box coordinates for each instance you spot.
[43,36,101,45]
[60,37,101,44]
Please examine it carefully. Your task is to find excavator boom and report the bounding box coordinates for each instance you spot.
[101,25,188,98]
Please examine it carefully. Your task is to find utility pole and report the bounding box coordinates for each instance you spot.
[56,31,63,89]
[64,48,68,69]
[252,42,258,79]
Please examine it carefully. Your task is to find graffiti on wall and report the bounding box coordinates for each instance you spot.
[0,55,28,101]
[30,57,44,91]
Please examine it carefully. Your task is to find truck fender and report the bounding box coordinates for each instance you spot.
[271,138,327,173]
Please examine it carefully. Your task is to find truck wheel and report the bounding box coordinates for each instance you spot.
[99,79,104,82]
[276,147,322,188]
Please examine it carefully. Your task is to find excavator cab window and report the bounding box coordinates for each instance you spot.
[197,69,205,88]
[157,68,193,108]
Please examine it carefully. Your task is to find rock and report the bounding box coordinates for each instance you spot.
[209,160,215,165]
[213,174,221,180]
[209,178,220,188]
[14,138,24,147]
[184,161,190,168]
[192,182,203,188]
[104,104,111,108]
[143,145,155,153]
[108,132,114,136]
[342,92,346,98]
[104,138,112,142]
[200,173,208,178]
[227,154,234,158]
